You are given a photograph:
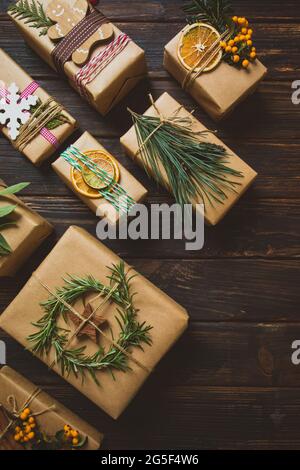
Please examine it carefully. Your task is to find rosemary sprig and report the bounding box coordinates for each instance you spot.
[0,182,30,256]
[129,109,242,207]
[28,262,153,385]
[30,99,71,130]
[183,0,233,33]
[8,0,54,36]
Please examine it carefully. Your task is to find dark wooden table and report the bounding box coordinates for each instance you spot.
[0,0,300,450]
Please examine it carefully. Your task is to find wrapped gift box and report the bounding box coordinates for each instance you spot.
[52,131,148,225]
[164,28,267,121]
[0,366,103,450]
[120,92,258,226]
[8,1,147,116]
[0,49,76,166]
[0,226,189,419]
[0,179,53,277]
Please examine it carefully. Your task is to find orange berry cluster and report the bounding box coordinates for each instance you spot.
[14,408,36,444]
[63,424,80,447]
[220,16,257,68]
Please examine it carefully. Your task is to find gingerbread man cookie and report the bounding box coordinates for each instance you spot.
[46,0,114,66]
[46,0,88,40]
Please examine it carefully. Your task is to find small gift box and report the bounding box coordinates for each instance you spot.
[0,49,76,166]
[0,179,53,277]
[120,92,257,226]
[52,131,148,224]
[8,0,147,116]
[0,226,188,419]
[0,366,103,450]
[163,16,267,121]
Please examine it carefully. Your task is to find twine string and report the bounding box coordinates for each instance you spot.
[32,273,151,374]
[133,94,187,158]
[0,389,55,442]
[182,29,231,90]
[61,146,136,214]
[15,98,65,151]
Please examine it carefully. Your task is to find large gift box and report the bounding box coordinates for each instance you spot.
[0,226,189,419]
[0,366,103,450]
[164,27,267,121]
[120,92,258,226]
[0,179,53,277]
[0,49,76,166]
[8,1,147,116]
[52,131,148,225]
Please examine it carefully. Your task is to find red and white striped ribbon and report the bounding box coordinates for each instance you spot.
[0,81,59,148]
[75,33,130,99]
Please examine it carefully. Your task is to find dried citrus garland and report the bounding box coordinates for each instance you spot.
[220,16,257,69]
[13,407,86,450]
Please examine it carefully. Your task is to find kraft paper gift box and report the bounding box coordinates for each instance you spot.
[0,225,189,419]
[120,92,258,226]
[0,179,53,277]
[0,366,103,450]
[8,1,147,116]
[0,49,76,166]
[164,29,267,121]
[52,131,148,225]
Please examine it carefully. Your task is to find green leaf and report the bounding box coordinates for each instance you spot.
[0,233,12,255]
[0,205,17,218]
[0,182,30,196]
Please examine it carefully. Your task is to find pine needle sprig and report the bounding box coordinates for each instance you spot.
[129,110,243,207]
[28,262,153,385]
[8,0,54,36]
[183,0,233,32]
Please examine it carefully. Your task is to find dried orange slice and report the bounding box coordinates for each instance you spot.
[71,150,120,199]
[178,23,222,72]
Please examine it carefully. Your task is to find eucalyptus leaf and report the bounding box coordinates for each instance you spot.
[0,205,17,218]
[0,182,30,196]
[0,233,12,255]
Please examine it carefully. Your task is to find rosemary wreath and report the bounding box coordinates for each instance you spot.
[28,262,153,385]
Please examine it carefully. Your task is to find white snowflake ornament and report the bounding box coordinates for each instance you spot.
[0,82,38,140]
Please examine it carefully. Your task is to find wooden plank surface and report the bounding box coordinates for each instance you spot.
[0,0,300,450]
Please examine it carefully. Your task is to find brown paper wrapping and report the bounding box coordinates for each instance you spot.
[0,225,189,419]
[0,179,53,277]
[164,29,267,121]
[120,92,257,226]
[0,49,77,166]
[52,131,148,225]
[0,366,103,450]
[8,1,147,116]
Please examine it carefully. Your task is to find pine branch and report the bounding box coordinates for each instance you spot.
[8,0,54,36]
[28,262,153,384]
[183,0,233,32]
[129,109,243,207]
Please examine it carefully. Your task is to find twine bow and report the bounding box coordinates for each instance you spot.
[32,272,151,374]
[0,388,56,442]
[132,94,186,158]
